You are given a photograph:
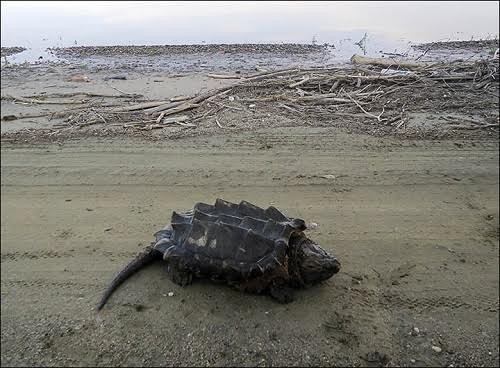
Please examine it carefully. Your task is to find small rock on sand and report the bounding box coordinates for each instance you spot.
[432,345,442,353]
[67,75,90,82]
[320,174,336,179]
[307,222,318,230]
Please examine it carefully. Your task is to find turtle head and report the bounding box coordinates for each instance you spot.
[296,236,340,285]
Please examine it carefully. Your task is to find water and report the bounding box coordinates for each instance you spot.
[1,1,499,64]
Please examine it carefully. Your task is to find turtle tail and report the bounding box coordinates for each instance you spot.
[97,245,162,311]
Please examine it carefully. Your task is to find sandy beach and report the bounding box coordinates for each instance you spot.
[1,41,499,367]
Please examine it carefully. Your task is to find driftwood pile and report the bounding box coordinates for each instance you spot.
[2,54,499,139]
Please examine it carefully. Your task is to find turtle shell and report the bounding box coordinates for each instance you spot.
[153,199,306,279]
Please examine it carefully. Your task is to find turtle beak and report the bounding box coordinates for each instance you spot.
[311,255,340,282]
[327,257,341,275]
[299,241,340,285]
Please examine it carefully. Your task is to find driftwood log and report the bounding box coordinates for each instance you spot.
[350,54,437,70]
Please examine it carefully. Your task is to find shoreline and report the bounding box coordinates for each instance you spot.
[2,39,498,63]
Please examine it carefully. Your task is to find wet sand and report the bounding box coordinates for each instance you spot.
[1,127,498,367]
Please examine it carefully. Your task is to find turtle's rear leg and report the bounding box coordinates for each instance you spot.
[167,262,193,287]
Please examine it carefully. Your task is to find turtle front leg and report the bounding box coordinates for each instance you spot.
[166,262,193,287]
[269,282,295,303]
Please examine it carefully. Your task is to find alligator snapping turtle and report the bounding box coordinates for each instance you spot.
[97,199,340,310]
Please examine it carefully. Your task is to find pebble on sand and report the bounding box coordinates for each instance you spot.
[307,222,318,230]
[432,345,442,353]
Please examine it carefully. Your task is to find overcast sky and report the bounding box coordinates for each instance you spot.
[1,1,499,47]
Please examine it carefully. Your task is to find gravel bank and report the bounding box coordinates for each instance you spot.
[1,46,26,57]
[49,43,332,58]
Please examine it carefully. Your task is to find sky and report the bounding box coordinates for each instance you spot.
[1,1,499,47]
